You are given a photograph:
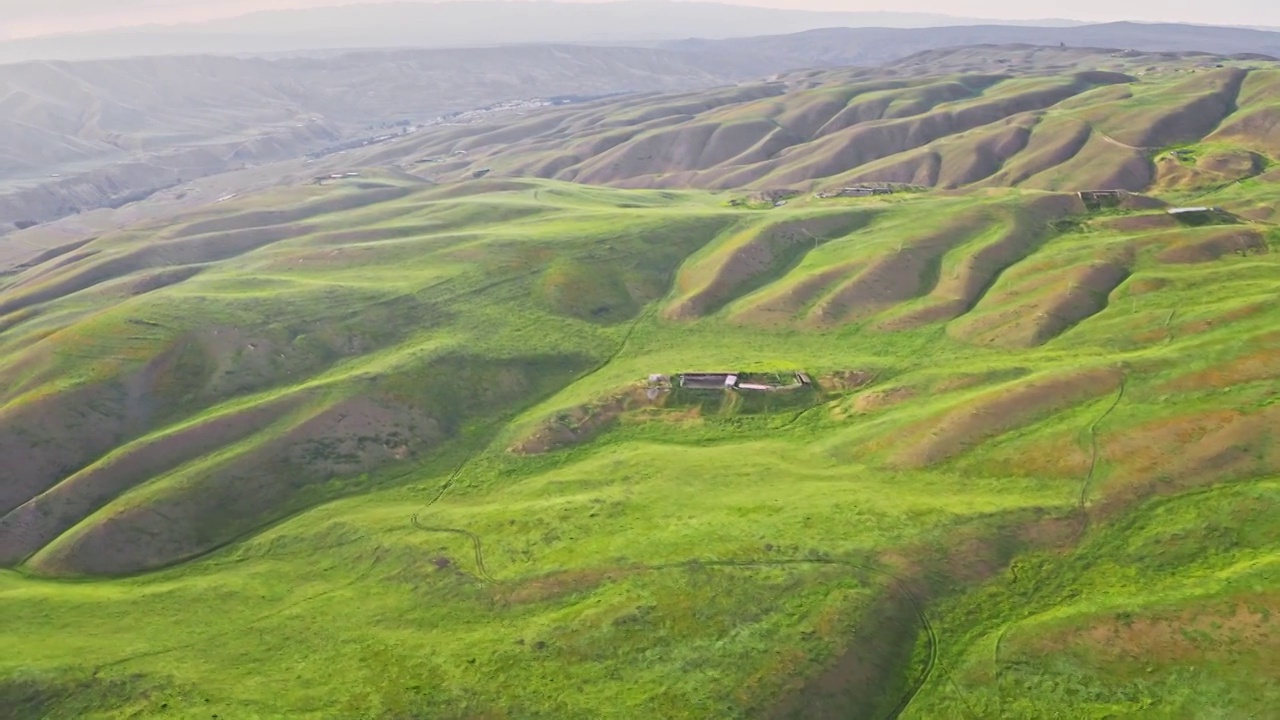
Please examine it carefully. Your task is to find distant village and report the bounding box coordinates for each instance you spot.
[423,93,622,128]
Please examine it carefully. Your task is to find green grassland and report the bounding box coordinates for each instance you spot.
[1,80,1279,719]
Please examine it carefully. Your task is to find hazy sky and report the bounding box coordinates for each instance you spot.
[2,0,1279,39]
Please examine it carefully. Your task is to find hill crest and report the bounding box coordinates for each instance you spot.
[343,53,1280,197]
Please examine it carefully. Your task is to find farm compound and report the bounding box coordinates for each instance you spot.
[666,372,812,392]
[1167,206,1235,225]
[817,186,894,199]
[1078,189,1124,210]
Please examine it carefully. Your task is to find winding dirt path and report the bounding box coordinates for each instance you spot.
[1057,116,1156,153]
[990,369,1127,712]
[1079,372,1128,517]
[408,435,957,718]
[410,503,943,719]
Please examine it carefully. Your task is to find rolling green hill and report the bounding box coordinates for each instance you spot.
[1,56,1278,719]
[378,53,1280,201]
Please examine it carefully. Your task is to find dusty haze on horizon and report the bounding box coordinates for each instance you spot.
[2,0,1278,39]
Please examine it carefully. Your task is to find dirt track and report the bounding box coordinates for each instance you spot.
[989,369,1126,712]
[407,444,946,719]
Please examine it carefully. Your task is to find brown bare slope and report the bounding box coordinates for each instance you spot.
[805,209,994,327]
[0,184,413,320]
[22,352,590,576]
[831,116,1036,189]
[766,75,1113,187]
[359,54,1280,197]
[950,258,1133,348]
[0,392,308,565]
[1075,67,1247,149]
[1155,228,1269,263]
[0,353,176,519]
[1208,70,1280,154]
[666,211,873,320]
[731,261,868,328]
[888,367,1122,468]
[23,394,434,576]
[876,193,1083,330]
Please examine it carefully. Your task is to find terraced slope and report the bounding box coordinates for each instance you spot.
[375,55,1280,198]
[0,157,1276,717]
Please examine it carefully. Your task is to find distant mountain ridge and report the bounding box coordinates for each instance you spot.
[0,44,748,231]
[331,48,1280,197]
[663,22,1280,71]
[1,8,1278,67]
[6,20,1280,232]
[0,0,1083,63]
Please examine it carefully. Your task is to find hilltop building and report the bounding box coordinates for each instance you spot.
[675,372,812,392]
[817,186,894,199]
[1167,206,1234,225]
[1078,189,1124,210]
[678,373,739,390]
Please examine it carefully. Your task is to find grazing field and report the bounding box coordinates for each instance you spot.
[2,69,1279,718]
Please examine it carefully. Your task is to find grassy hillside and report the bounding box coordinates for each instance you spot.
[374,55,1280,199]
[0,158,1276,718]
[2,49,1279,717]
